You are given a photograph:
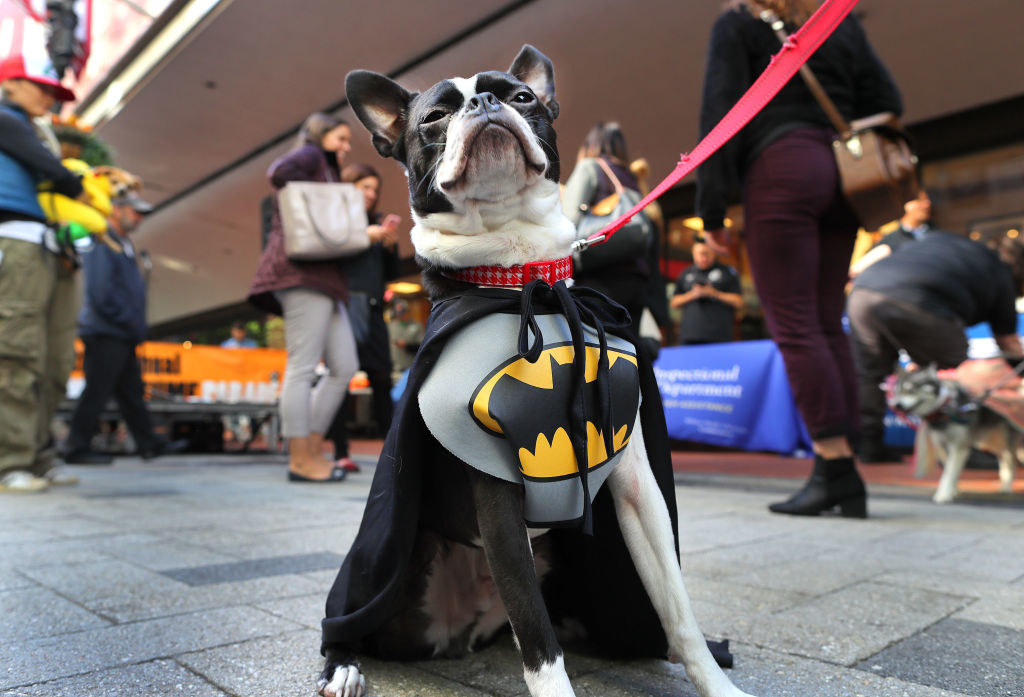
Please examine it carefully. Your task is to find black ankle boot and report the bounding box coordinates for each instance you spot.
[768,456,867,518]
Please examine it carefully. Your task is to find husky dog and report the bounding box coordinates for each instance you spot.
[889,364,1021,503]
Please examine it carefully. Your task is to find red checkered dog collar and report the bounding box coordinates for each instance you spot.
[443,257,573,287]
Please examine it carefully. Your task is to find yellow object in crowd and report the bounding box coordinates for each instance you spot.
[36,157,123,233]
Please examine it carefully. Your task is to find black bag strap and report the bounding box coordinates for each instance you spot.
[593,157,625,196]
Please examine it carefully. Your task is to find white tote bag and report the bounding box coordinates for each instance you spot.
[277,181,370,261]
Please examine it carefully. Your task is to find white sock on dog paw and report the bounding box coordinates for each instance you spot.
[523,654,574,697]
[320,665,365,697]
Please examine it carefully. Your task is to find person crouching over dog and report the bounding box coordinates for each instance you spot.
[848,231,1024,464]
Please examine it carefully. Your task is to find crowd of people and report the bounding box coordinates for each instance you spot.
[3,1,1022,521]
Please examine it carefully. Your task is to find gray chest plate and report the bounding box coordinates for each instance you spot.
[419,312,640,525]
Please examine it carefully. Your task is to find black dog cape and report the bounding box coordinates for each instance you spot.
[321,280,732,665]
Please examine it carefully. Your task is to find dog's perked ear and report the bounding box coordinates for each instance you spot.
[345,70,416,160]
[508,44,559,120]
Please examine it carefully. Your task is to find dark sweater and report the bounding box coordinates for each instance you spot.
[342,213,400,306]
[696,8,902,229]
[78,232,148,344]
[854,232,1018,335]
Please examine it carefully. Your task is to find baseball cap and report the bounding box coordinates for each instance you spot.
[112,192,154,215]
[0,54,76,102]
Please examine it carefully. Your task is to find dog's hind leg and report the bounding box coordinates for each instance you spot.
[468,469,574,697]
[607,416,754,697]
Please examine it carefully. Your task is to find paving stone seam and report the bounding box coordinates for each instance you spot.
[2,654,234,693]
[172,655,247,697]
[6,571,121,628]
[922,535,989,561]
[3,618,306,692]
[60,592,326,631]
[850,596,979,670]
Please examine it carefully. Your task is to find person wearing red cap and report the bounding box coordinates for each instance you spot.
[0,53,83,493]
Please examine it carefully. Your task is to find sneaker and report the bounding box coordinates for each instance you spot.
[43,467,80,486]
[63,449,114,465]
[335,457,361,473]
[140,438,189,460]
[0,470,49,493]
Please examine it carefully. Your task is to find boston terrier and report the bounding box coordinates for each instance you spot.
[317,45,755,697]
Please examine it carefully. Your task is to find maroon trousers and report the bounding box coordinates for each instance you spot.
[742,128,860,441]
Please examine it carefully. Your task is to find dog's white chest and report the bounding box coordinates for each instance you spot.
[418,312,640,526]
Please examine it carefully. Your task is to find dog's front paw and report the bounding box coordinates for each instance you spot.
[318,661,365,697]
[932,490,955,504]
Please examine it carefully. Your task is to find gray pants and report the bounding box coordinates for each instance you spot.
[847,288,968,440]
[277,288,359,438]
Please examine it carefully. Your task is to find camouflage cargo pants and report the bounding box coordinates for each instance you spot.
[0,236,78,477]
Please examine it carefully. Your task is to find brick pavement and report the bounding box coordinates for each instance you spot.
[2,445,1022,697]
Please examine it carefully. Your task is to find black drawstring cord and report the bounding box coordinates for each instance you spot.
[552,282,591,533]
[575,297,615,460]
[511,280,628,533]
[517,280,544,363]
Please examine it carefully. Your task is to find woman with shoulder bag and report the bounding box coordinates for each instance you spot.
[696,0,903,517]
[248,112,359,483]
[562,122,651,339]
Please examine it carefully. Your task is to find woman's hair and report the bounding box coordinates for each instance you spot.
[341,163,380,184]
[577,122,629,164]
[730,0,819,24]
[296,112,347,150]
[341,163,381,214]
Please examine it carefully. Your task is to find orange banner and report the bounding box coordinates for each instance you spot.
[68,341,286,404]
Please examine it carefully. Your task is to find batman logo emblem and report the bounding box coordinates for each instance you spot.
[470,342,640,481]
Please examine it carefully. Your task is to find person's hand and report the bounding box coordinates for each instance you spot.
[369,213,401,246]
[367,225,388,243]
[704,228,734,255]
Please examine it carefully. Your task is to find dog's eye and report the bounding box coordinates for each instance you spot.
[512,91,534,104]
[422,109,448,124]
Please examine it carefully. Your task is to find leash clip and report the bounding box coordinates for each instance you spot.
[572,234,605,253]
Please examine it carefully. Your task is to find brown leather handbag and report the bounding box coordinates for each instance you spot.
[760,9,919,230]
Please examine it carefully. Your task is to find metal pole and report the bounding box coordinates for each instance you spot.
[45,0,78,80]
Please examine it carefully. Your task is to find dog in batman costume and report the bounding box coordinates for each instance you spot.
[317,45,752,697]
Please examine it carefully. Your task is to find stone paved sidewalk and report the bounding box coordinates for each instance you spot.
[2,453,1022,696]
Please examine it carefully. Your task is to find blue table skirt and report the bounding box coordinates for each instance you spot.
[654,340,812,455]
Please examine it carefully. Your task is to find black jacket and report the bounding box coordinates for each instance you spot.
[696,8,902,229]
[78,232,148,344]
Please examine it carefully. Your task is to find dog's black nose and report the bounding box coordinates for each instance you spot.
[467,92,502,116]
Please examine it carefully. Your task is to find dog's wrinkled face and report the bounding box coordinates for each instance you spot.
[345,45,576,268]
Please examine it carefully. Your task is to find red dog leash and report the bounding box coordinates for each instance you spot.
[573,0,861,252]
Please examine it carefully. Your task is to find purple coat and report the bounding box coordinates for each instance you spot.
[247,144,349,315]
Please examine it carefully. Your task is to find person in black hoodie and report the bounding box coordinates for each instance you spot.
[696,0,903,517]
